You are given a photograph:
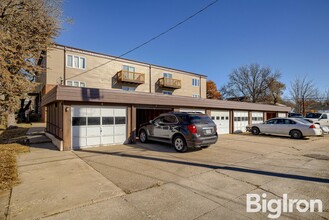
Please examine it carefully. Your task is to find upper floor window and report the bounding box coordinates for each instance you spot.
[66,80,86,87]
[122,86,136,92]
[192,94,200,98]
[123,65,135,72]
[163,73,172,78]
[192,78,200,87]
[67,55,86,69]
[163,90,172,95]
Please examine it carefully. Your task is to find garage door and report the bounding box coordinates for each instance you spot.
[252,112,264,124]
[179,108,205,113]
[72,106,127,149]
[211,110,230,134]
[278,113,287,118]
[233,111,249,133]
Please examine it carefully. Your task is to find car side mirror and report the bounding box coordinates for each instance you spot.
[149,120,153,124]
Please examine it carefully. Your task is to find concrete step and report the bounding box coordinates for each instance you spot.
[27,135,52,144]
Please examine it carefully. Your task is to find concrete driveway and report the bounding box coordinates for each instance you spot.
[5,134,329,219]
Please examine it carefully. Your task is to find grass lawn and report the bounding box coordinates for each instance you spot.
[0,125,31,191]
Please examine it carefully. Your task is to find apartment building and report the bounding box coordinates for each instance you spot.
[40,44,290,151]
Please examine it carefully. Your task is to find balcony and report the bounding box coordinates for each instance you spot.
[117,70,145,84]
[158,77,181,89]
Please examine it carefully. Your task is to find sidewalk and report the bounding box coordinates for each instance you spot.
[6,126,124,220]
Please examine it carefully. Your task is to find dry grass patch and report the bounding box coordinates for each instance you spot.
[0,144,29,191]
[0,126,30,144]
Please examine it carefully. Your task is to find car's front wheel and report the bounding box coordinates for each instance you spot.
[139,130,148,143]
[251,127,260,135]
[173,135,187,153]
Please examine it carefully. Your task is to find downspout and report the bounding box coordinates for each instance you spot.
[149,65,152,93]
[63,47,67,85]
[199,75,202,98]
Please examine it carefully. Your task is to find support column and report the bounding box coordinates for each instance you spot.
[130,105,137,144]
[62,103,71,151]
[205,109,211,117]
[229,110,234,134]
[263,112,267,121]
[248,111,252,126]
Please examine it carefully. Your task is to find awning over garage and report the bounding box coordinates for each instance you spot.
[42,86,291,112]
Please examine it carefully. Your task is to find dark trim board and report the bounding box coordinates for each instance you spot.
[42,86,291,112]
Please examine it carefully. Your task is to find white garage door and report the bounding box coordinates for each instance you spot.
[278,113,287,118]
[252,112,264,124]
[179,108,205,113]
[233,111,249,133]
[211,110,230,134]
[72,106,127,149]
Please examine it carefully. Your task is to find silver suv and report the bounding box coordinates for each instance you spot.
[138,112,218,152]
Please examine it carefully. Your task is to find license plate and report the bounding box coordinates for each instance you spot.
[205,129,212,134]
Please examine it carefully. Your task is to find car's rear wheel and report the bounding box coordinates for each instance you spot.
[139,130,148,143]
[290,130,302,139]
[251,127,260,135]
[173,135,187,153]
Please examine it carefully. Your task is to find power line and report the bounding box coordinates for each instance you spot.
[66,0,219,80]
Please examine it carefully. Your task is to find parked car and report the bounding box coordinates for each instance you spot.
[138,112,218,152]
[305,112,329,126]
[248,117,322,139]
[288,112,303,118]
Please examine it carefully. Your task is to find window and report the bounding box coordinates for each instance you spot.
[102,117,114,125]
[115,117,126,124]
[163,115,177,124]
[88,117,101,125]
[66,80,86,88]
[321,114,328,119]
[67,55,73,67]
[266,119,276,124]
[163,90,172,95]
[192,94,200,98]
[163,73,172,78]
[67,54,86,69]
[123,65,135,72]
[72,117,86,126]
[122,86,136,92]
[192,78,200,87]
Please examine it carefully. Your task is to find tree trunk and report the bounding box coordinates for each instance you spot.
[7,112,16,127]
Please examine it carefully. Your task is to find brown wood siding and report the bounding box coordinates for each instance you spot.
[42,86,291,112]
[45,102,64,140]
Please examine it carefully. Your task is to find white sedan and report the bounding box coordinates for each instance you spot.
[248,117,322,139]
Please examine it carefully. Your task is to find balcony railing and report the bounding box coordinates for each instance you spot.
[117,70,145,84]
[158,77,181,89]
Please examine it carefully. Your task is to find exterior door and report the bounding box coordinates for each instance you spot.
[252,112,264,124]
[278,113,287,118]
[72,106,127,149]
[233,111,249,133]
[211,110,230,134]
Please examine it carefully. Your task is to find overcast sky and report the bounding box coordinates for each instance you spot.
[56,0,329,97]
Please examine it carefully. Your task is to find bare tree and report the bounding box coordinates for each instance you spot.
[220,63,285,103]
[0,0,63,126]
[289,76,318,115]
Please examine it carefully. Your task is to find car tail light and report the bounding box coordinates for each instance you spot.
[188,124,197,134]
[309,124,316,129]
